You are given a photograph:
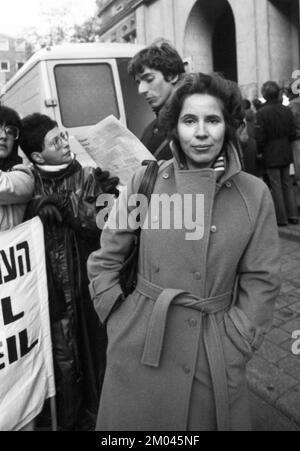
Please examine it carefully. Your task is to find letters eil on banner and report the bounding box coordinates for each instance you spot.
[0,218,55,431]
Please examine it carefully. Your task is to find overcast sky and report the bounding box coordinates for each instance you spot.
[0,0,97,37]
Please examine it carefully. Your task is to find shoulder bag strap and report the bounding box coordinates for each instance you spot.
[138,160,159,202]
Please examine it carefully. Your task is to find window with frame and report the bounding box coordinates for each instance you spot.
[16,62,24,71]
[54,63,119,128]
[0,61,10,72]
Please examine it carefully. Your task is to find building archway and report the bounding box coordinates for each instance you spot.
[212,2,237,81]
[183,0,237,81]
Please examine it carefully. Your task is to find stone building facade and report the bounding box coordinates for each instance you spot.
[96,0,300,99]
[96,0,138,43]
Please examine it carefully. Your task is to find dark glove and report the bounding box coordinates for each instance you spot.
[38,204,63,226]
[28,194,67,224]
[94,168,120,197]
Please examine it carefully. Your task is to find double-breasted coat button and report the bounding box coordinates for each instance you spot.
[225,181,232,188]
[188,318,198,328]
[194,272,201,280]
[163,173,169,180]
[211,225,217,233]
[183,365,191,375]
[153,127,159,135]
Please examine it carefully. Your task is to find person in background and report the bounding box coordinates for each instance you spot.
[128,40,185,161]
[239,99,262,178]
[255,81,298,226]
[87,73,280,431]
[20,113,119,431]
[0,105,33,231]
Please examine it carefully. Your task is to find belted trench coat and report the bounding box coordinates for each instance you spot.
[88,143,280,431]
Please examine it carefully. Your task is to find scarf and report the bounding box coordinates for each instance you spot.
[212,153,226,181]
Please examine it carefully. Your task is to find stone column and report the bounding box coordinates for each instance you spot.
[136,3,147,44]
[161,0,176,43]
[253,0,270,90]
[228,0,260,98]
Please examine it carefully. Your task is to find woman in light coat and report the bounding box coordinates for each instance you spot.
[0,106,34,231]
[88,73,280,431]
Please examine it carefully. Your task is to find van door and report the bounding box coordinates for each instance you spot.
[46,58,126,135]
[116,57,154,140]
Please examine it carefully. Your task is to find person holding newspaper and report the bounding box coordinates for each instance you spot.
[88,72,280,431]
[19,113,119,431]
[0,105,33,231]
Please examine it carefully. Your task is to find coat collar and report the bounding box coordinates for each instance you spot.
[169,140,242,186]
[35,158,82,180]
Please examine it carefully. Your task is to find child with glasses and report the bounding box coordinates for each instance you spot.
[0,105,34,231]
[19,113,119,431]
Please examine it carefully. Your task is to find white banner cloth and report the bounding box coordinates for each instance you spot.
[0,218,55,431]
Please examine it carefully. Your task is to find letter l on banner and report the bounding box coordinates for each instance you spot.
[0,218,55,431]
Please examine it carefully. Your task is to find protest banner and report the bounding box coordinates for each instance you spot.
[0,218,55,431]
[75,115,156,185]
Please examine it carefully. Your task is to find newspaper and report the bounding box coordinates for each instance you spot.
[75,115,156,185]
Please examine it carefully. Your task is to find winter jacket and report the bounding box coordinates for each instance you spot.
[26,159,107,431]
[255,100,295,167]
[0,164,34,230]
[88,142,280,431]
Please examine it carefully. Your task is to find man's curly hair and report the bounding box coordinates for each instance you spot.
[161,72,245,147]
[128,40,185,81]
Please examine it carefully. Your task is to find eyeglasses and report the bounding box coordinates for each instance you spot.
[49,131,69,150]
[0,125,20,140]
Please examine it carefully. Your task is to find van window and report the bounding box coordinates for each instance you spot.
[117,58,154,139]
[54,63,119,128]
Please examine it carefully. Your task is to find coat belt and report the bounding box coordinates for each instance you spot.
[136,274,233,431]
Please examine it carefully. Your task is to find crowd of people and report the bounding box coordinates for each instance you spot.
[0,39,298,431]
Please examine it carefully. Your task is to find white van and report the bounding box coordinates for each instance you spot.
[0,43,154,164]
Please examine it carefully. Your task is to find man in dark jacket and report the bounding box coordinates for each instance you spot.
[128,41,185,161]
[20,113,119,430]
[255,81,298,225]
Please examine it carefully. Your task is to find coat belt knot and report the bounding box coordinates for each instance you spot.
[136,274,233,431]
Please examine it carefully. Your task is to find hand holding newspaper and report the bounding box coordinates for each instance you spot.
[74,115,156,185]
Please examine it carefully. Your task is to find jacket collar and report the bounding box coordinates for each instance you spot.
[35,158,82,180]
[170,140,242,186]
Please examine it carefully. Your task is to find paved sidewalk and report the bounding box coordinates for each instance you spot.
[247,225,300,430]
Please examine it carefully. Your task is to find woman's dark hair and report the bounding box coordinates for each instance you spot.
[0,105,22,171]
[128,40,185,81]
[161,72,244,147]
[20,113,57,162]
